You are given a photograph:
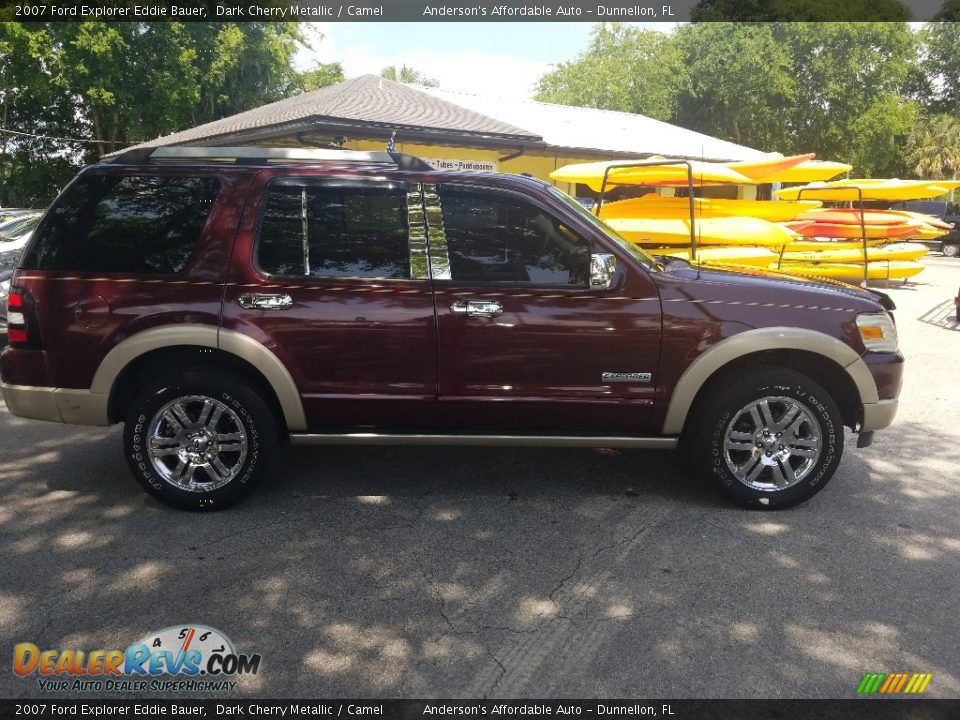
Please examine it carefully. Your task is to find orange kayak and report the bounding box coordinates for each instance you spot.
[784,220,922,240]
[797,208,915,226]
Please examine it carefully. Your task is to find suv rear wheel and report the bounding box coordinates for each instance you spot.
[123,370,278,510]
[694,366,844,509]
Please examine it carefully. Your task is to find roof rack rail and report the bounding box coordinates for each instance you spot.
[104,145,435,171]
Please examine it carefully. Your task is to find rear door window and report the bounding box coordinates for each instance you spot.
[22,173,219,274]
[257,180,410,280]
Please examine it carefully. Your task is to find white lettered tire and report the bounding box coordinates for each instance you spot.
[124,370,278,510]
[694,366,844,509]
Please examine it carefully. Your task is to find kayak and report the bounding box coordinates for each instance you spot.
[550,159,752,192]
[783,220,922,240]
[776,260,925,281]
[599,195,821,222]
[774,179,954,202]
[784,238,891,252]
[887,210,954,231]
[796,208,917,226]
[907,225,950,240]
[607,216,799,247]
[657,246,780,267]
[780,242,928,263]
[759,159,852,183]
[726,153,816,181]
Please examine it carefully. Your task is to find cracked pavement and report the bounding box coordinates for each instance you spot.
[1,257,959,699]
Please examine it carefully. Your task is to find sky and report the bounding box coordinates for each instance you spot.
[295,22,674,99]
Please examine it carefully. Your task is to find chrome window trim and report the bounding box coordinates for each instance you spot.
[406,183,430,280]
[423,183,451,280]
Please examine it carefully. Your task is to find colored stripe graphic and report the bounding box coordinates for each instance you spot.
[858,672,932,694]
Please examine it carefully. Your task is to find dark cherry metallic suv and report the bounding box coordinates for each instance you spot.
[0,147,903,510]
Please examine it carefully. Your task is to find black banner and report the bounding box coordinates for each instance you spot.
[0,0,955,23]
[3,700,960,720]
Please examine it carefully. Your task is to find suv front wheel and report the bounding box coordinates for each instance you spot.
[123,370,278,510]
[694,366,844,509]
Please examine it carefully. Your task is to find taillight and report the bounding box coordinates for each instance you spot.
[6,288,41,349]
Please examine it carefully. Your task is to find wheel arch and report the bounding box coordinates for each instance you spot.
[94,324,307,431]
[663,327,876,435]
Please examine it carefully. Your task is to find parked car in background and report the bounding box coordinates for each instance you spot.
[0,213,41,336]
[887,200,959,257]
[0,147,904,511]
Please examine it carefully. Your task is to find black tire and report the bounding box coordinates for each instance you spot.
[692,366,844,510]
[123,369,278,510]
[943,242,959,258]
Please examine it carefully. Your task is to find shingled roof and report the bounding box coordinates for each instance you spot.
[139,75,540,149]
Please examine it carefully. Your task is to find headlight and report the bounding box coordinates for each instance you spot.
[856,312,898,352]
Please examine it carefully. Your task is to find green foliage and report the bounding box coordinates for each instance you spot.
[533,21,932,179]
[692,0,910,21]
[0,21,305,205]
[298,62,345,93]
[770,23,917,174]
[906,114,960,200]
[920,22,960,113]
[673,23,794,148]
[380,65,439,87]
[534,23,689,121]
[933,0,960,20]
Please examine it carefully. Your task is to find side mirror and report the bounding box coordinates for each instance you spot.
[589,253,617,290]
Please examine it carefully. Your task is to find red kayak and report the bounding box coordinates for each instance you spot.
[796,208,914,226]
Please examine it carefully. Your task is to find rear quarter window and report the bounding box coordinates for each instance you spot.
[21,173,219,274]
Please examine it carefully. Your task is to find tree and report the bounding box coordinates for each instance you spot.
[534,23,688,121]
[673,23,795,150]
[380,65,438,87]
[919,22,960,113]
[933,0,960,20]
[692,0,910,20]
[298,62,345,93]
[770,22,917,174]
[907,113,960,199]
[0,23,85,207]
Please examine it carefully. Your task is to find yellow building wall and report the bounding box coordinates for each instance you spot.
[349,138,601,197]
[347,138,756,200]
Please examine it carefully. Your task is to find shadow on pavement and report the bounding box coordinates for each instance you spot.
[1,404,958,699]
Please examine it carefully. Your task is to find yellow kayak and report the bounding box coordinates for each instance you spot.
[726,153,816,181]
[657,246,780,267]
[774,179,954,202]
[784,238,890,252]
[776,260,925,281]
[599,195,821,222]
[908,225,950,241]
[760,160,853,183]
[887,210,954,231]
[780,242,928,263]
[607,216,799,247]
[550,159,752,192]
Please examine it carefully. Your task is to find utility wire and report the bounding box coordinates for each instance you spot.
[0,127,141,145]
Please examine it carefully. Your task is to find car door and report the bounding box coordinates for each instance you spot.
[220,172,438,431]
[428,181,663,435]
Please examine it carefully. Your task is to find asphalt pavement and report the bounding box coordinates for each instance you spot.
[1,257,959,699]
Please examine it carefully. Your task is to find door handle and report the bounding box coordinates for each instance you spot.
[450,299,504,318]
[237,293,293,310]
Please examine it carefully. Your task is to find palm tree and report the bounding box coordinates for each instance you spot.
[907,113,960,201]
[380,65,439,88]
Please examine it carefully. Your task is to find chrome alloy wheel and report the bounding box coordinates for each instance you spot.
[722,396,822,492]
[146,395,247,492]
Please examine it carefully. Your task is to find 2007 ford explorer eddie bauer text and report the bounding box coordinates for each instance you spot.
[0,147,903,510]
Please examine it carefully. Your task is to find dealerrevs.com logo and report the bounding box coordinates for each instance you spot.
[13,625,261,692]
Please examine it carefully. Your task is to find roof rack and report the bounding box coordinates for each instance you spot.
[104,146,435,171]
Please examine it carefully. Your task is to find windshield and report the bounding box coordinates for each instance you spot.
[0,215,40,240]
[545,186,661,271]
